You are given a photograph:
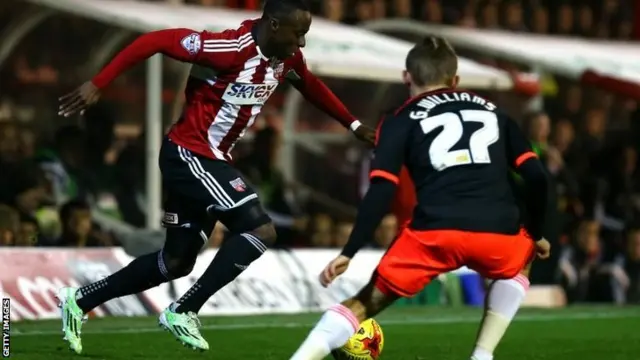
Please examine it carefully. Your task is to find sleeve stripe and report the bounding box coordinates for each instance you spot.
[203,33,251,44]
[515,151,538,167]
[202,33,253,52]
[369,170,399,184]
[203,37,252,49]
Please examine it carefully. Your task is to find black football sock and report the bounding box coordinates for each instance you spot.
[175,233,266,314]
[76,250,169,313]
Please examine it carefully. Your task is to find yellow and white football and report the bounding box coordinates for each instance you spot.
[332,318,384,360]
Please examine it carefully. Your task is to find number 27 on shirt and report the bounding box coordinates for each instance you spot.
[411,110,499,171]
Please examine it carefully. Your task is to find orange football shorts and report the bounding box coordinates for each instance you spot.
[374,227,535,297]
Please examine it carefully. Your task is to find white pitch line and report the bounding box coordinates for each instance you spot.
[11,311,636,337]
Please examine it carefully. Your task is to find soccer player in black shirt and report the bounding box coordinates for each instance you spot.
[291,37,552,360]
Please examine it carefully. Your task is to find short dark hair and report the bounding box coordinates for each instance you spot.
[262,0,310,20]
[405,36,458,87]
[60,199,90,222]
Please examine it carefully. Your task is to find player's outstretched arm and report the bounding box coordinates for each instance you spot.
[287,52,375,144]
[59,28,234,117]
[91,28,216,89]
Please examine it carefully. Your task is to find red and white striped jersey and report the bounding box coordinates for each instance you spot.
[167,20,305,161]
[92,20,357,161]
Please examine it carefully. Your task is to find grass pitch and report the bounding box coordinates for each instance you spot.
[11,306,640,359]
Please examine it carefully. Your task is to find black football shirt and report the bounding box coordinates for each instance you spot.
[370,89,536,235]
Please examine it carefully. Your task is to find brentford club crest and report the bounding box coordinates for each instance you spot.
[275,63,285,79]
[270,58,284,79]
[229,178,246,192]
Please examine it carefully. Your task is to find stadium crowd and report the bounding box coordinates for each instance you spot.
[1,0,639,303]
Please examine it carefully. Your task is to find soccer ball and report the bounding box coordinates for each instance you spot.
[332,318,384,360]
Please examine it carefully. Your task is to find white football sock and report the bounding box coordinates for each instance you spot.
[471,274,529,360]
[290,304,360,360]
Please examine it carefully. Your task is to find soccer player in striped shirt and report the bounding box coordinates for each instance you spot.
[56,0,375,354]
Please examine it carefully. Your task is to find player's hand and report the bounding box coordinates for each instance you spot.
[353,124,376,145]
[535,238,551,260]
[319,255,351,287]
[59,81,101,117]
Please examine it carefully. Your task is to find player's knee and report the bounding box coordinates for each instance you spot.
[161,251,196,279]
[161,227,204,279]
[247,222,277,246]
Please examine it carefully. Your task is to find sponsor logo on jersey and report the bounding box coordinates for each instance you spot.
[229,178,246,192]
[222,83,277,105]
[181,33,201,55]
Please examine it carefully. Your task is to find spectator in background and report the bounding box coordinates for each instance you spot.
[309,213,334,247]
[526,111,551,155]
[554,3,574,35]
[0,122,22,165]
[578,109,608,218]
[503,0,526,32]
[354,0,373,23]
[479,1,500,29]
[581,108,607,170]
[53,199,115,247]
[560,85,583,124]
[0,160,50,244]
[393,0,411,19]
[549,120,582,233]
[551,120,577,166]
[613,228,640,303]
[423,0,443,23]
[37,125,88,206]
[603,146,640,227]
[530,6,549,34]
[19,127,37,159]
[19,216,40,246]
[0,161,47,224]
[0,205,20,246]
[0,203,40,247]
[322,0,344,23]
[558,220,612,303]
[575,5,594,37]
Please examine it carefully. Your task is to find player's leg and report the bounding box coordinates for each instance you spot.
[290,277,398,360]
[467,230,535,360]
[57,213,204,354]
[155,194,221,350]
[57,140,206,354]
[169,201,274,314]
[291,228,458,360]
[159,158,276,350]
